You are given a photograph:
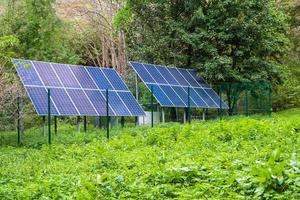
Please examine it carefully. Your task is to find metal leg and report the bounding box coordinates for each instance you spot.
[54,116,57,135]
[84,116,87,132]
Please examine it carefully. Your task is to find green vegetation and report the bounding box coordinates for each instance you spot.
[0,109,299,199]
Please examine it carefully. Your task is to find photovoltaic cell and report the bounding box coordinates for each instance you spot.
[70,66,98,89]
[33,61,62,87]
[87,67,113,90]
[143,64,167,84]
[146,84,174,106]
[156,66,179,85]
[130,62,155,83]
[25,86,59,115]
[167,67,189,86]
[52,63,81,88]
[129,61,228,109]
[85,90,115,116]
[102,91,131,116]
[50,88,79,115]
[102,69,128,90]
[15,60,43,86]
[194,88,218,108]
[66,89,98,116]
[160,85,186,107]
[118,91,145,116]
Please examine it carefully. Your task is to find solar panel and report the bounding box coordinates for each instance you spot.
[15,59,145,116]
[129,61,228,109]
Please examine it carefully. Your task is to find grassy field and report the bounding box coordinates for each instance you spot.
[0,109,299,199]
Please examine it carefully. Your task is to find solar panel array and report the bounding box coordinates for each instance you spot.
[14,59,145,116]
[129,62,228,109]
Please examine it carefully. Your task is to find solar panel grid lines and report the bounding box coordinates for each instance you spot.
[129,61,229,109]
[139,63,177,106]
[14,59,145,116]
[49,62,81,115]
[170,67,211,108]
[99,68,133,116]
[29,60,61,115]
[60,64,100,116]
[83,67,117,116]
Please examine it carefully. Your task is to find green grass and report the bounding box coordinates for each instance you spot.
[0,109,300,199]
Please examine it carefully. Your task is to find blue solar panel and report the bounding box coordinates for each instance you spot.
[70,66,98,89]
[146,84,174,106]
[167,67,190,86]
[194,88,218,108]
[177,68,199,87]
[143,64,168,84]
[86,67,113,90]
[33,61,62,87]
[130,62,155,83]
[190,88,208,107]
[172,86,197,107]
[15,60,43,86]
[50,88,79,115]
[25,86,59,115]
[187,69,210,88]
[160,85,186,107]
[85,90,115,116]
[66,89,98,116]
[102,91,131,116]
[118,92,145,116]
[102,69,128,90]
[15,59,145,116]
[52,63,81,88]
[204,89,227,108]
[129,61,228,109]
[156,66,178,85]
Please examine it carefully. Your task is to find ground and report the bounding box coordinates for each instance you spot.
[0,108,299,199]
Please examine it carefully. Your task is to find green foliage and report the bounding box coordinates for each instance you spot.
[0,0,80,64]
[0,35,19,67]
[122,0,290,84]
[0,109,299,199]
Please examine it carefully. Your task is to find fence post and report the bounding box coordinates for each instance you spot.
[47,88,51,145]
[151,85,154,128]
[54,116,57,135]
[106,89,110,140]
[84,116,87,132]
[121,116,125,128]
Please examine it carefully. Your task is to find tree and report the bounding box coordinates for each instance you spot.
[119,0,291,113]
[0,0,80,64]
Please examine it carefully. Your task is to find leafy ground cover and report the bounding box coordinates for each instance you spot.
[0,109,299,199]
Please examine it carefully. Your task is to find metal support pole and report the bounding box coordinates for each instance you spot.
[84,116,87,132]
[99,117,102,129]
[202,108,206,121]
[187,87,191,124]
[17,96,21,146]
[106,89,110,140]
[121,116,125,128]
[161,107,165,123]
[77,116,80,132]
[183,110,187,124]
[42,116,46,136]
[151,85,154,128]
[47,88,51,145]
[54,116,57,135]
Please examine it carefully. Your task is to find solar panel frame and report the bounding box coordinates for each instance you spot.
[14,59,145,116]
[129,61,228,109]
